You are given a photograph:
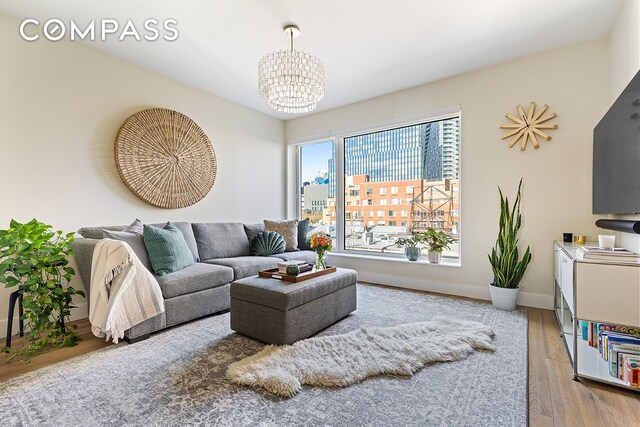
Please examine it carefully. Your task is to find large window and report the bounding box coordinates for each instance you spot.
[341,118,460,258]
[299,140,336,246]
[297,115,460,260]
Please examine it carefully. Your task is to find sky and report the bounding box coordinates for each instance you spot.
[300,141,333,183]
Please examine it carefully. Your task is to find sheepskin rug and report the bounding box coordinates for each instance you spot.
[227,315,495,397]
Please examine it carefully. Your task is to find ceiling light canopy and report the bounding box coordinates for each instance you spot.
[258,24,325,114]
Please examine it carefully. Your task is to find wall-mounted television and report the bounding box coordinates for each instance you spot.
[593,69,640,214]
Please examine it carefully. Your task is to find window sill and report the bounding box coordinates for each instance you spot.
[327,251,462,268]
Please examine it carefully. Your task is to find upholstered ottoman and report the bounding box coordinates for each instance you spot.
[230,268,357,344]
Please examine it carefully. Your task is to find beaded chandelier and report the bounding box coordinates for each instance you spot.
[258,25,325,114]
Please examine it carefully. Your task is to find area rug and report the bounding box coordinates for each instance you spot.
[228,316,495,397]
[0,284,527,426]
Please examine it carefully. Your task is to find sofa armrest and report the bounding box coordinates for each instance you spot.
[71,238,100,301]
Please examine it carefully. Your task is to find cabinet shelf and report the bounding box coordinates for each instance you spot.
[553,241,640,392]
[575,336,636,389]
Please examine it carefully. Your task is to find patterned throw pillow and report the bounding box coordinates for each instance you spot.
[250,231,286,256]
[264,219,298,252]
[143,223,195,276]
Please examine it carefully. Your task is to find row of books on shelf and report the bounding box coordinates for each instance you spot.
[580,321,640,388]
[277,260,312,274]
[575,246,640,262]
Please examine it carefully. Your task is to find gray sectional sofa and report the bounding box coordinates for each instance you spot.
[72,222,316,342]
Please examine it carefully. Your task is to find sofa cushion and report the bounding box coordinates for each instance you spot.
[297,218,312,250]
[193,223,250,259]
[264,219,298,252]
[150,221,199,262]
[204,256,280,280]
[155,263,233,299]
[143,223,195,276]
[270,250,317,264]
[244,223,265,242]
[102,229,152,271]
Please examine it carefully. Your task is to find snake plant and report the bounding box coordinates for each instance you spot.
[488,179,532,289]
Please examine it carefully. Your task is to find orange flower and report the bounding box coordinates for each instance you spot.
[310,233,333,251]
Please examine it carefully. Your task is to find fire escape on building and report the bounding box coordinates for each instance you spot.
[409,178,456,237]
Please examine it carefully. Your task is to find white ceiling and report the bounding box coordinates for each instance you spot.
[0,0,623,119]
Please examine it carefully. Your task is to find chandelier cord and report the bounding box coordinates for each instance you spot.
[290,30,293,52]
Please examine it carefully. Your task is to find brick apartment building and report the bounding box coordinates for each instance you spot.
[325,174,459,235]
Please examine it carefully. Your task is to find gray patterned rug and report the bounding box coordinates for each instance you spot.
[0,284,528,427]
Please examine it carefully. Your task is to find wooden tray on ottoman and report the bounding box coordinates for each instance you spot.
[259,266,337,282]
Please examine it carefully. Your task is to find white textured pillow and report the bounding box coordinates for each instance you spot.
[264,220,299,252]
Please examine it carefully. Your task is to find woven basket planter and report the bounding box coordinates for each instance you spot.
[115,108,217,209]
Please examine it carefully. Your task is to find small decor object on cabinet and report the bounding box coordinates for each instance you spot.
[488,179,532,311]
[0,219,85,360]
[115,108,217,209]
[310,232,332,270]
[424,228,455,264]
[575,235,587,245]
[500,102,558,151]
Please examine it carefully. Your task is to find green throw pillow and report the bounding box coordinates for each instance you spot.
[250,231,286,256]
[297,218,311,250]
[143,223,194,276]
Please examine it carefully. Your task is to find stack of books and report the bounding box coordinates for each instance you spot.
[277,260,312,274]
[581,321,640,388]
[575,246,640,262]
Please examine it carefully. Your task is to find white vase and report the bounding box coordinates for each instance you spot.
[488,284,519,311]
[428,251,441,264]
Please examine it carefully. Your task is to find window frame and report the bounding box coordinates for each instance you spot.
[292,108,461,263]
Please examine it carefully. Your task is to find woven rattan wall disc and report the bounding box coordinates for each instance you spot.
[115,108,217,209]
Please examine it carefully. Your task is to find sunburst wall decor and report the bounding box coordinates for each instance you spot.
[115,108,217,209]
[500,102,558,151]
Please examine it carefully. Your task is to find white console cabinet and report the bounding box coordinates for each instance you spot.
[553,241,640,390]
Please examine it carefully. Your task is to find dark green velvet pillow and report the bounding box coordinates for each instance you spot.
[297,218,312,250]
[250,231,286,256]
[143,223,194,276]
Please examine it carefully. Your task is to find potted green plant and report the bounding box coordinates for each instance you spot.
[488,179,532,311]
[423,228,455,264]
[0,219,85,359]
[396,232,426,261]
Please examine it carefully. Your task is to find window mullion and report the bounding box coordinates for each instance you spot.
[335,136,345,253]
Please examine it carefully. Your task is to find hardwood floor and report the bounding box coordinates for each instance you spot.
[1,308,638,425]
[528,309,639,426]
[0,320,110,382]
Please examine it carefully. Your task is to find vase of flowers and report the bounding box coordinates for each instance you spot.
[310,232,332,270]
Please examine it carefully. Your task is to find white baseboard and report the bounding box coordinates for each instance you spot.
[357,271,554,310]
[0,302,88,340]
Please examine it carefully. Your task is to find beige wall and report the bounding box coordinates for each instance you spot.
[0,13,285,336]
[286,39,611,308]
[609,0,640,253]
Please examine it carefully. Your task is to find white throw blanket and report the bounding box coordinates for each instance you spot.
[89,239,164,343]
